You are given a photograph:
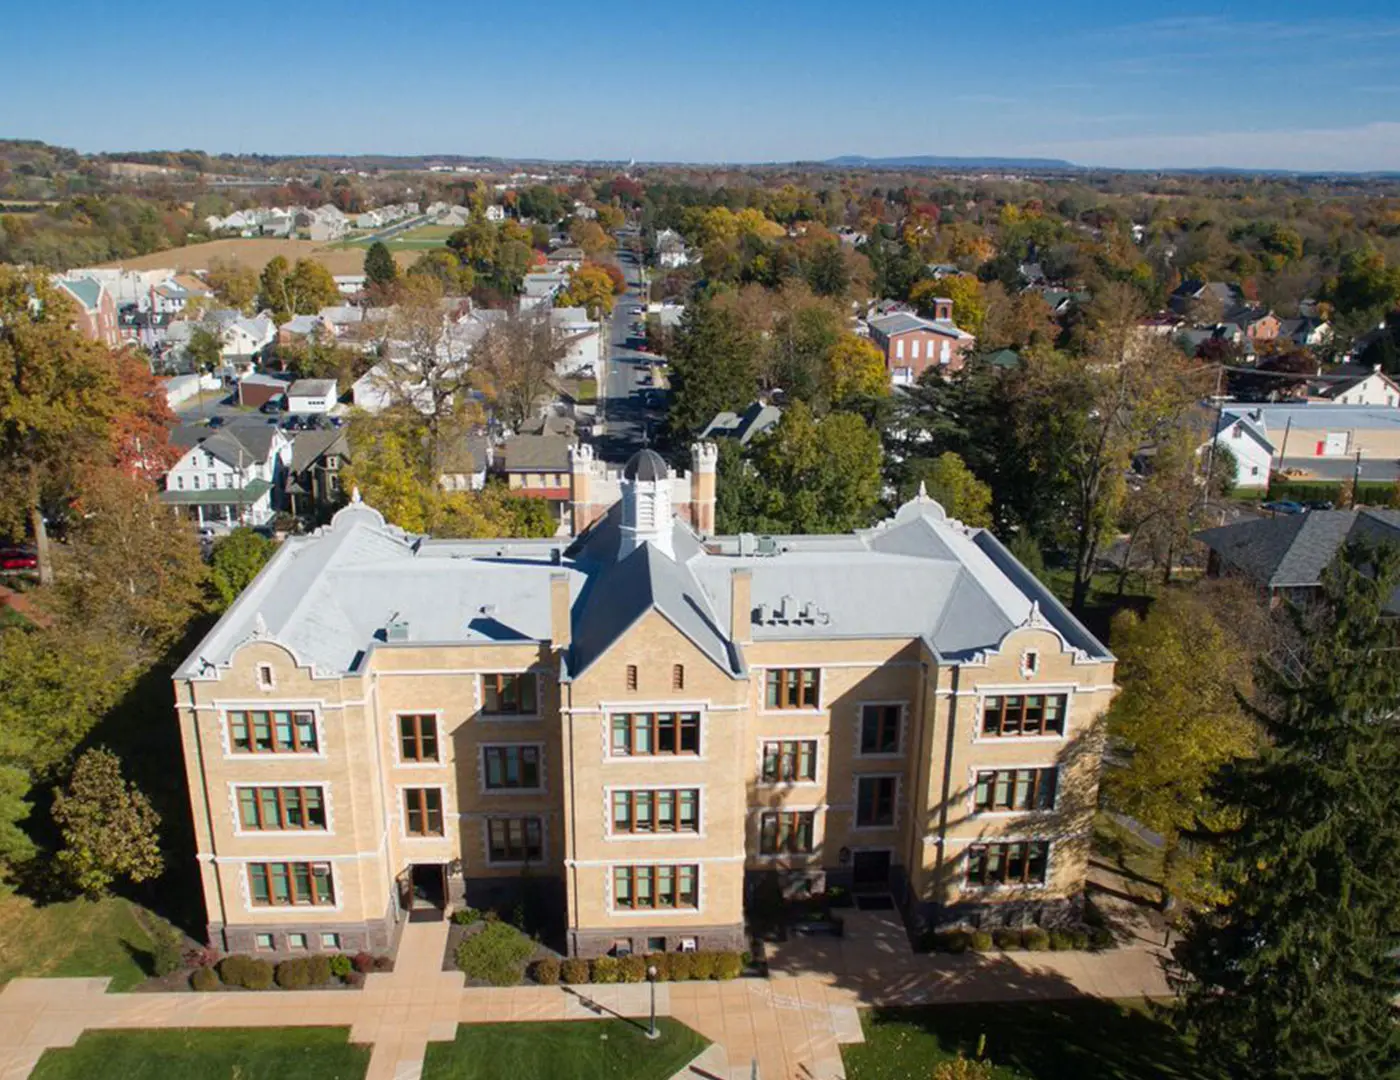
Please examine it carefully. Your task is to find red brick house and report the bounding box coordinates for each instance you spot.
[53,276,121,349]
[868,302,975,384]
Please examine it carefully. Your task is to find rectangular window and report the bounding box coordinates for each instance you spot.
[911,339,921,359]
[288,932,308,950]
[487,817,543,863]
[482,673,537,715]
[973,768,1057,812]
[859,704,901,755]
[609,713,701,756]
[895,339,904,359]
[965,841,1051,886]
[764,668,820,710]
[856,776,897,828]
[398,714,439,762]
[761,739,817,783]
[236,786,327,830]
[759,811,815,854]
[229,710,317,753]
[611,789,700,834]
[404,788,444,836]
[320,932,340,949]
[612,865,699,910]
[626,665,638,692]
[483,746,542,789]
[247,861,335,906]
[672,664,684,691]
[981,695,1066,738]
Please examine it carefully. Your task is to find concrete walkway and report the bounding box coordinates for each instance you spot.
[0,914,1174,1080]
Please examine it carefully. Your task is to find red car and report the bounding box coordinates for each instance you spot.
[0,549,37,571]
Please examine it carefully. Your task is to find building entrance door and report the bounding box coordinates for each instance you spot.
[851,849,892,892]
[408,863,447,922]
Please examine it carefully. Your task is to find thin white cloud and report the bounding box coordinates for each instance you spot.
[1028,121,1400,172]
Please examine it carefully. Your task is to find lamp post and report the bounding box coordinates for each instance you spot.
[646,964,659,1039]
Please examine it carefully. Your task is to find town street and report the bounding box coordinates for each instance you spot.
[594,234,666,463]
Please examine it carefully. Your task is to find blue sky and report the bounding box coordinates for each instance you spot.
[6,1,1400,171]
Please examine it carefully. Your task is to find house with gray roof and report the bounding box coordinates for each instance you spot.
[170,446,1116,959]
[700,401,782,446]
[160,426,292,529]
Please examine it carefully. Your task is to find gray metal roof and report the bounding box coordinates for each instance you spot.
[176,485,1113,683]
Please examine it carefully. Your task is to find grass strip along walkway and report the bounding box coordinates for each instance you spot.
[29,1028,370,1080]
[421,1018,708,1080]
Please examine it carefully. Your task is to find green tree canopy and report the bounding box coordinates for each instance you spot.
[667,295,759,439]
[52,747,163,899]
[208,528,275,610]
[363,241,398,291]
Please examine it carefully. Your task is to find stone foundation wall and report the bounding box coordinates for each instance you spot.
[212,910,396,957]
[569,921,746,958]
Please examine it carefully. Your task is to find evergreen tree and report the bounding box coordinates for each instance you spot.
[1175,541,1400,1080]
[666,295,758,440]
[363,241,398,291]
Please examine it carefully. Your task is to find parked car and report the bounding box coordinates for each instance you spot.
[206,415,226,428]
[1261,500,1305,515]
[260,395,285,414]
[0,548,37,571]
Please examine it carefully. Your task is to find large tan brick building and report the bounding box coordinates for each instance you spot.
[174,448,1115,958]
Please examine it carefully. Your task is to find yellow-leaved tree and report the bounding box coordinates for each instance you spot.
[824,333,888,406]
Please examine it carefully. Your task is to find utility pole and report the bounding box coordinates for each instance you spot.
[1200,363,1225,510]
[1351,449,1363,508]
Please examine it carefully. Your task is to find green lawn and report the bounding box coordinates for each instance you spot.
[30,1028,369,1080]
[421,1019,708,1080]
[843,1001,1214,1080]
[0,893,157,991]
[346,224,457,251]
[1093,812,1167,900]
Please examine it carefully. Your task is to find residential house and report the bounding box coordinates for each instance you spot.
[572,201,597,221]
[655,228,691,269]
[1279,316,1332,349]
[549,307,602,375]
[1196,508,1400,608]
[286,379,339,415]
[1204,409,1276,490]
[334,275,368,297]
[522,269,569,302]
[1305,366,1400,407]
[485,204,506,223]
[53,275,121,348]
[500,431,576,528]
[868,305,976,385]
[700,402,782,446]
[238,373,291,410]
[285,428,351,516]
[439,433,492,493]
[277,314,330,349]
[1168,280,1239,317]
[171,448,1114,957]
[160,426,292,528]
[547,246,585,270]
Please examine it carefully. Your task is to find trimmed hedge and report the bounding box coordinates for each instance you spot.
[218,955,273,990]
[455,921,536,986]
[531,957,561,985]
[190,965,221,992]
[1266,479,1396,506]
[992,928,1023,950]
[275,955,333,989]
[1023,927,1051,951]
[560,957,590,984]
[969,931,994,952]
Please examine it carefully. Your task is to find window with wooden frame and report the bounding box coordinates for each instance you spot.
[626,665,638,692]
[487,817,543,863]
[855,775,897,828]
[761,740,817,783]
[482,745,542,789]
[965,841,1050,886]
[482,673,537,715]
[973,768,1057,812]
[859,704,901,755]
[611,789,700,834]
[764,668,820,709]
[247,862,335,907]
[672,664,685,691]
[403,788,444,836]
[759,811,815,854]
[229,710,318,753]
[236,786,327,830]
[980,694,1066,737]
[398,714,439,762]
[612,864,699,910]
[609,713,701,756]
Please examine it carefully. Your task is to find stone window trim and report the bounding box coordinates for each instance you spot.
[605,861,704,917]
[854,700,908,759]
[257,663,276,690]
[392,710,444,767]
[755,735,823,787]
[603,784,706,841]
[957,836,1055,892]
[757,666,824,714]
[395,783,451,839]
[480,815,547,867]
[966,764,1060,817]
[226,780,335,837]
[476,742,547,796]
[234,859,342,915]
[603,707,708,761]
[479,671,542,719]
[851,773,902,832]
[217,702,328,760]
[754,806,823,861]
[970,684,1075,744]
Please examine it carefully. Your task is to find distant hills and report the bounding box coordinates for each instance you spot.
[822,154,1078,170]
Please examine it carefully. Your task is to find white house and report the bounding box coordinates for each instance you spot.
[550,307,602,375]
[286,378,338,415]
[655,228,692,269]
[522,269,569,301]
[1205,410,1275,490]
[1307,366,1400,407]
[160,427,291,529]
[485,204,506,222]
[334,275,367,297]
